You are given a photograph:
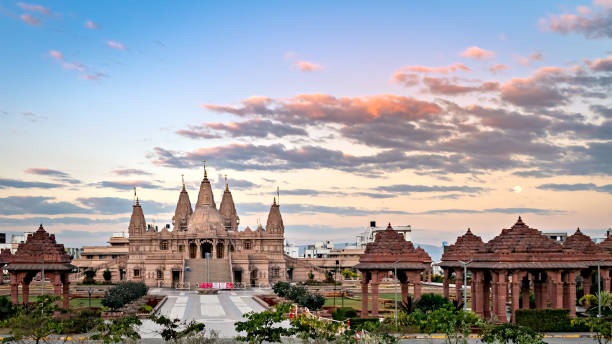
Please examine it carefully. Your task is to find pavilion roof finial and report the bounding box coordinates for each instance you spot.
[225,174,228,191]
[181,174,185,191]
[133,186,138,205]
[202,160,207,179]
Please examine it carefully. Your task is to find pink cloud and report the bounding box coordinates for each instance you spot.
[422,77,499,95]
[460,46,495,60]
[586,55,612,71]
[17,2,50,15]
[107,40,126,50]
[63,62,85,72]
[20,13,40,25]
[489,64,508,74]
[499,67,567,107]
[516,52,544,66]
[394,63,470,75]
[203,94,441,125]
[49,50,63,61]
[295,60,323,72]
[85,20,97,29]
[541,3,612,39]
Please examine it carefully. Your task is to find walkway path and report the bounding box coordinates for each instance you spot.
[139,288,268,339]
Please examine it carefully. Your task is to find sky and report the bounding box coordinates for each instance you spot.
[0,1,611,249]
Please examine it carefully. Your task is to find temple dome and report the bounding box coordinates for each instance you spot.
[188,204,224,232]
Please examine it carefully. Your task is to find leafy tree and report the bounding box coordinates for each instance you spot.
[410,304,481,344]
[574,318,612,344]
[272,281,291,298]
[0,296,14,320]
[308,270,315,281]
[91,315,142,343]
[103,269,112,283]
[414,293,452,312]
[481,323,545,344]
[291,313,344,343]
[3,295,65,344]
[150,314,206,342]
[297,293,325,310]
[83,269,97,284]
[580,294,598,308]
[234,303,293,344]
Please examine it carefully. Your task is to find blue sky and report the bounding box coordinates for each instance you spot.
[1,0,611,248]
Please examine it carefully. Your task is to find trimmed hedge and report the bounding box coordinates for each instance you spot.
[102,281,148,310]
[348,317,379,330]
[332,307,358,321]
[271,282,325,310]
[515,309,570,332]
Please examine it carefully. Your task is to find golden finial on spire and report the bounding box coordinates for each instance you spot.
[273,196,276,205]
[181,174,185,191]
[133,186,137,205]
[225,174,228,191]
[202,160,207,178]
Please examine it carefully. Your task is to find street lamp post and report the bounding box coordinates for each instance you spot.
[334,260,339,307]
[597,259,605,318]
[393,259,400,329]
[88,287,93,308]
[457,260,472,309]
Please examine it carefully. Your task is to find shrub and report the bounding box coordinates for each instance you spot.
[308,270,315,281]
[0,296,14,320]
[138,305,153,313]
[411,304,482,344]
[515,309,571,332]
[481,323,545,344]
[286,285,308,301]
[414,293,452,312]
[332,307,357,321]
[103,269,112,283]
[297,293,325,310]
[102,281,148,310]
[574,317,612,344]
[83,269,96,285]
[150,314,206,342]
[580,294,598,308]
[91,315,141,343]
[272,282,291,298]
[62,308,103,334]
[348,317,380,331]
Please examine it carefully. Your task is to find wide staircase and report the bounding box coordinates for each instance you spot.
[184,258,232,288]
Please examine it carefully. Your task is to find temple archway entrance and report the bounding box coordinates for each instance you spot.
[189,243,197,259]
[250,269,258,287]
[233,269,242,284]
[201,242,212,258]
[216,243,224,259]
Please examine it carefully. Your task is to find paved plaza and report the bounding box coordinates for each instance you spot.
[139,288,272,339]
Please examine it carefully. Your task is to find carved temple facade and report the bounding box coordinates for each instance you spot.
[126,164,288,287]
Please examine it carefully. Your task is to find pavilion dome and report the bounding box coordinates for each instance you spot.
[479,217,562,254]
[564,228,610,258]
[441,228,485,262]
[6,224,73,271]
[357,223,431,269]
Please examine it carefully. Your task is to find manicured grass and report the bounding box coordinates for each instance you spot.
[8,295,103,309]
[324,293,401,311]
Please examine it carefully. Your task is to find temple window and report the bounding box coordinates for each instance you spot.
[157,270,163,279]
[160,241,169,250]
[178,245,184,252]
[133,269,140,277]
[244,241,251,250]
[271,267,280,278]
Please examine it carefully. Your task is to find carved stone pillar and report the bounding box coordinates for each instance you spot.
[10,273,19,305]
[496,270,507,323]
[567,270,578,318]
[455,268,464,303]
[400,280,409,305]
[443,268,450,299]
[491,271,498,317]
[511,270,523,322]
[521,275,530,309]
[371,272,380,317]
[483,276,491,319]
[549,270,564,309]
[601,268,611,292]
[413,271,422,301]
[472,270,483,318]
[22,282,30,305]
[582,271,592,296]
[360,272,369,318]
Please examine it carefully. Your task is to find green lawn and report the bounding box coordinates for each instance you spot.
[10,295,103,309]
[324,292,404,311]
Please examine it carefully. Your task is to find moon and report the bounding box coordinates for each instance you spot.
[513,186,522,193]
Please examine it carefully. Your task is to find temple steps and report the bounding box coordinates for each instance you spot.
[184,258,232,287]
